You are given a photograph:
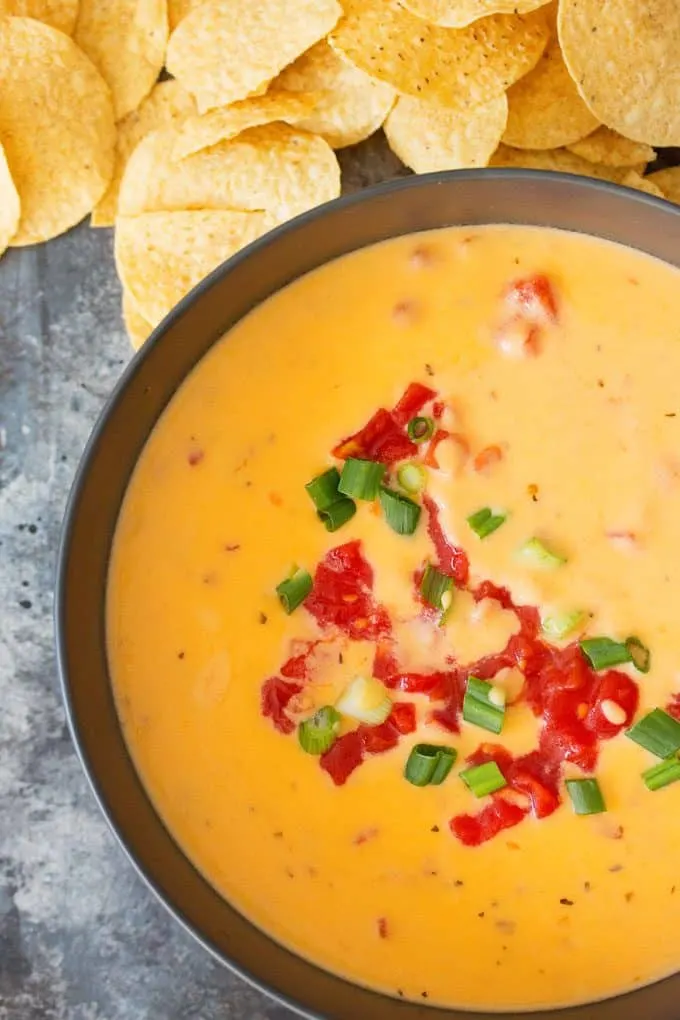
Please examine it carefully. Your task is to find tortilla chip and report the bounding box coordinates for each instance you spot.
[275,40,395,150]
[558,0,680,147]
[168,0,203,31]
[3,0,78,34]
[0,17,115,246]
[75,0,168,121]
[122,290,154,350]
[329,0,549,112]
[489,144,636,184]
[620,171,665,199]
[385,93,507,172]
[118,122,341,223]
[115,209,271,324]
[0,140,20,257]
[93,81,197,228]
[166,0,342,113]
[400,0,550,29]
[503,24,599,149]
[567,127,655,167]
[170,90,318,161]
[647,168,680,204]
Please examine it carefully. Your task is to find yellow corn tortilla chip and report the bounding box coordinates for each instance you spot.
[0,140,20,257]
[122,290,154,350]
[0,17,115,246]
[620,171,665,199]
[75,0,168,121]
[170,90,319,162]
[385,93,507,172]
[115,209,271,324]
[275,40,395,150]
[558,0,680,147]
[400,0,550,29]
[166,0,342,113]
[503,24,599,149]
[2,0,78,34]
[329,0,549,112]
[489,144,638,184]
[566,127,655,168]
[168,0,203,31]
[93,81,197,228]
[647,168,680,204]
[118,122,341,223]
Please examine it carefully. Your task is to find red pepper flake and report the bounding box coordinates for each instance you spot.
[353,827,379,846]
[392,300,419,326]
[269,492,283,506]
[224,543,241,552]
[473,444,504,474]
[377,917,389,939]
[187,447,204,466]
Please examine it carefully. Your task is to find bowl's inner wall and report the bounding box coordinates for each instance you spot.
[58,172,680,1020]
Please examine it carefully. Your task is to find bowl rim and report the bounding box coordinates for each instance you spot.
[55,168,680,1020]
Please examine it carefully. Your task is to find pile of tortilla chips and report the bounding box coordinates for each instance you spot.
[0,0,678,350]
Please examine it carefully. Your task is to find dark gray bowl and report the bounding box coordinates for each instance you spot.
[56,170,680,1020]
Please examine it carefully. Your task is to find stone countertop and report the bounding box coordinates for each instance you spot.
[0,140,406,1020]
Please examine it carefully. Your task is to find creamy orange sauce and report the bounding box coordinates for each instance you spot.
[107,226,680,1011]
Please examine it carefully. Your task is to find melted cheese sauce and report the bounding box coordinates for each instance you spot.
[107,226,680,1011]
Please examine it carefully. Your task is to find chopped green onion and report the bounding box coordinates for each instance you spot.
[580,637,631,671]
[566,778,606,815]
[460,761,507,798]
[463,676,505,735]
[318,497,356,532]
[407,416,434,444]
[430,747,457,785]
[541,609,587,640]
[405,744,457,787]
[420,563,453,611]
[467,507,507,539]
[298,706,341,755]
[516,536,567,570]
[335,676,392,725]
[642,755,680,792]
[338,458,386,501]
[626,708,680,759]
[397,462,427,495]
[305,467,341,511]
[379,486,421,536]
[626,636,651,674]
[276,567,312,614]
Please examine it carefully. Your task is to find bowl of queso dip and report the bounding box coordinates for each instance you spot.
[57,172,680,1020]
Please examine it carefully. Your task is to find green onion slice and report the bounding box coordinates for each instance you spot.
[566,777,606,815]
[420,563,453,611]
[336,676,392,725]
[397,462,427,495]
[541,609,587,641]
[626,708,680,759]
[276,567,312,614]
[460,761,507,798]
[406,416,435,444]
[642,755,680,792]
[580,637,631,671]
[379,486,421,536]
[318,497,356,532]
[298,706,341,755]
[626,636,651,674]
[405,744,457,787]
[467,507,507,539]
[305,467,342,512]
[516,536,567,570]
[463,676,505,735]
[338,458,386,501]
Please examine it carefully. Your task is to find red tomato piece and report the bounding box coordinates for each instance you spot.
[359,720,400,754]
[280,641,318,680]
[505,274,559,324]
[422,494,469,586]
[382,670,448,695]
[507,751,561,819]
[450,798,528,847]
[305,541,392,641]
[372,641,401,680]
[466,742,513,772]
[332,407,417,465]
[667,694,680,721]
[389,702,417,734]
[391,381,437,427]
[429,698,461,733]
[260,676,302,735]
[586,669,639,738]
[320,731,365,785]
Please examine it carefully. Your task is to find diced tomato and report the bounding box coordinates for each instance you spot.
[667,694,680,721]
[391,382,437,427]
[389,702,417,734]
[504,274,559,324]
[305,541,392,641]
[422,428,450,469]
[383,670,451,696]
[359,720,400,754]
[372,641,401,680]
[320,731,364,786]
[466,742,513,772]
[473,580,515,611]
[450,798,528,847]
[429,697,462,733]
[586,670,639,739]
[422,494,469,586]
[507,751,561,819]
[333,407,417,465]
[432,400,445,419]
[261,676,302,735]
[280,641,318,680]
[372,431,418,465]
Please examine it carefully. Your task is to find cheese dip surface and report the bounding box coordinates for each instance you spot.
[107,226,680,1011]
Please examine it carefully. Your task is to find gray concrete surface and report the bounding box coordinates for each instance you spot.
[0,138,407,1020]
